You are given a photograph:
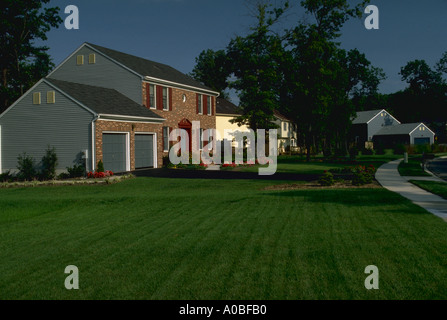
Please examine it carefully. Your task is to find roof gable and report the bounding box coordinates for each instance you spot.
[84,43,217,94]
[352,109,383,124]
[216,98,241,115]
[374,123,434,136]
[45,78,164,121]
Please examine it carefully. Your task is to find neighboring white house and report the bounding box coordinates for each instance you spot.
[215,98,250,148]
[215,98,297,153]
[273,110,297,153]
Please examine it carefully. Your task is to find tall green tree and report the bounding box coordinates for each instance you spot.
[226,1,289,131]
[189,49,230,99]
[389,56,447,141]
[283,0,371,160]
[0,0,62,113]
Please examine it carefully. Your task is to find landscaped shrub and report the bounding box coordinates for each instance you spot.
[352,171,373,186]
[351,165,375,186]
[97,160,105,173]
[67,164,86,178]
[431,143,447,153]
[415,144,431,155]
[41,146,58,180]
[318,171,335,186]
[0,170,14,183]
[17,153,37,181]
[393,144,406,155]
[87,170,114,179]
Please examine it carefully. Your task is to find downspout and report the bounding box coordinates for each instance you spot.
[91,115,99,172]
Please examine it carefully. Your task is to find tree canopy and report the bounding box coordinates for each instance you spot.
[0,0,62,113]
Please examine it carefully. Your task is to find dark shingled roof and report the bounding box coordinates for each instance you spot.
[46,78,163,120]
[352,109,383,124]
[374,123,427,136]
[86,43,214,93]
[216,98,241,115]
[273,110,291,122]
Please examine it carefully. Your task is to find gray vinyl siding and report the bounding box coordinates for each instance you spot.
[367,111,399,141]
[410,126,434,145]
[0,82,94,173]
[48,46,143,104]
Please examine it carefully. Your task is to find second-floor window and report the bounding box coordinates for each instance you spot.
[162,87,168,111]
[198,94,203,114]
[207,96,212,115]
[149,84,155,109]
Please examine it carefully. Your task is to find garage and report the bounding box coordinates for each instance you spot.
[102,133,127,173]
[135,134,154,169]
[414,137,430,145]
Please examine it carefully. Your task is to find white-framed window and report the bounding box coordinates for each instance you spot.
[162,87,168,111]
[198,94,203,114]
[207,96,212,115]
[163,127,169,151]
[149,84,156,109]
[283,122,287,131]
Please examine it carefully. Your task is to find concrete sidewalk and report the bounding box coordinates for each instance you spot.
[375,159,447,222]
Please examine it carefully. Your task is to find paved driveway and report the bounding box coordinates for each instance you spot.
[426,156,447,181]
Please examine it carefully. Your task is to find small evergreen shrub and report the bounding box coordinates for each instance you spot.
[0,170,14,183]
[318,171,335,186]
[41,146,58,180]
[97,160,105,173]
[17,153,37,181]
[352,171,373,186]
[67,164,86,178]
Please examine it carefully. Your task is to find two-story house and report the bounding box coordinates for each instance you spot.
[215,98,297,153]
[0,43,219,174]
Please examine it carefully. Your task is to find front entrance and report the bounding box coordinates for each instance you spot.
[178,118,192,152]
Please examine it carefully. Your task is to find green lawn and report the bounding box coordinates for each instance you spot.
[398,157,431,176]
[410,180,447,199]
[1,177,447,299]
[229,154,402,174]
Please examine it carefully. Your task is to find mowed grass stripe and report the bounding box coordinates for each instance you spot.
[0,178,446,299]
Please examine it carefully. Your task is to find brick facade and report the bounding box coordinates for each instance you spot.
[142,81,217,156]
[95,119,163,170]
[93,82,218,172]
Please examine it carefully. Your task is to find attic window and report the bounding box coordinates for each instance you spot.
[381,113,384,116]
[88,53,96,64]
[419,127,422,131]
[423,127,425,131]
[33,92,41,105]
[47,91,55,104]
[77,55,84,65]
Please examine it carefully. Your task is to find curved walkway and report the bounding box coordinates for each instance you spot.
[375,159,447,222]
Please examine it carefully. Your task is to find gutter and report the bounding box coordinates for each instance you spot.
[91,115,99,171]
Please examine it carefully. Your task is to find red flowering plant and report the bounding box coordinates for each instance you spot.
[87,170,114,179]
